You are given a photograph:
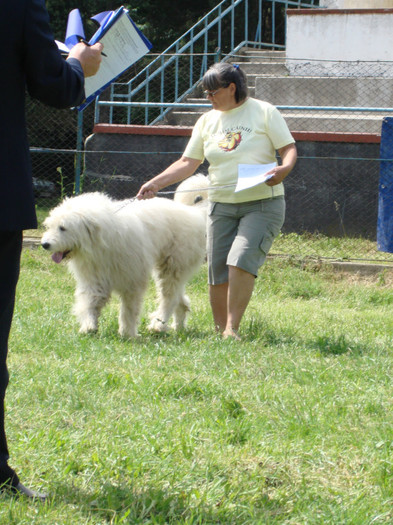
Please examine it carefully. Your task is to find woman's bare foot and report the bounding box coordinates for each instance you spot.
[222,329,241,341]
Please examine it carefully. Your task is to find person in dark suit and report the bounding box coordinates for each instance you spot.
[0,0,103,500]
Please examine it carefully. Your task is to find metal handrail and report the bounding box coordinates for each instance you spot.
[96,101,393,113]
[94,0,320,126]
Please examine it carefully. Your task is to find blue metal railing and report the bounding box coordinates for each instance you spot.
[93,0,320,127]
[96,102,393,114]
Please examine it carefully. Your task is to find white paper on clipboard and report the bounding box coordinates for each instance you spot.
[79,8,152,109]
[235,163,276,192]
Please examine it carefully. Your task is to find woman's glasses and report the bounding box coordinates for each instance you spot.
[203,86,225,97]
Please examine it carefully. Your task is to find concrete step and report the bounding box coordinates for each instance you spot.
[164,111,207,126]
[164,109,384,133]
[182,97,211,105]
[256,76,393,108]
[162,50,390,134]
[229,61,289,79]
[281,111,384,133]
[236,48,286,61]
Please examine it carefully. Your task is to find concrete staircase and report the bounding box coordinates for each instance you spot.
[163,49,288,127]
[162,48,391,135]
[257,76,392,134]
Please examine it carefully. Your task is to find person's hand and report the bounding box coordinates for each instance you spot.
[264,165,289,186]
[136,181,160,199]
[67,42,104,77]
[265,143,297,186]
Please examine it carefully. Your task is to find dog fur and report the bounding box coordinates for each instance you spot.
[41,192,206,338]
[173,173,209,207]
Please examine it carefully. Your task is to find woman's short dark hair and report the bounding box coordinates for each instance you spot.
[202,62,248,103]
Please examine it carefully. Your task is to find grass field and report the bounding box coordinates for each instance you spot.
[2,248,393,524]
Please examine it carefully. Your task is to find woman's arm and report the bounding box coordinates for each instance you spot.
[137,156,202,199]
[265,143,297,187]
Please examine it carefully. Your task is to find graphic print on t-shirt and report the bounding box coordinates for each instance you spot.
[218,131,242,152]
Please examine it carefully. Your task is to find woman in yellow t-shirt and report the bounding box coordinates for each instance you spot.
[137,62,297,340]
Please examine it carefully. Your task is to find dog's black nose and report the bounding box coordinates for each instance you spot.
[41,242,50,250]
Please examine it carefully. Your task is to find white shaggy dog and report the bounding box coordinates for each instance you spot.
[174,173,209,207]
[41,192,206,338]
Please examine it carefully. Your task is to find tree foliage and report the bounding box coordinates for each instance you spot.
[46,0,217,52]
[46,1,133,41]
[46,0,320,53]
[130,0,218,51]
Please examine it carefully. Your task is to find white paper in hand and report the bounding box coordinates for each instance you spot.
[235,163,276,193]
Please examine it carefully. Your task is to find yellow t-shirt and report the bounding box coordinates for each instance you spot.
[183,97,295,203]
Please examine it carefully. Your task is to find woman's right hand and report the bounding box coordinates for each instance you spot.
[68,42,104,77]
[136,181,160,199]
[136,156,202,200]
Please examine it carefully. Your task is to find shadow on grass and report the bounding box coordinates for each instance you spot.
[238,318,299,346]
[53,479,284,524]
[312,334,367,356]
[81,318,370,360]
[95,324,216,346]
[228,318,370,358]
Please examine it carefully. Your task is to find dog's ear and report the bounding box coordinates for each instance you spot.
[76,213,100,243]
[82,216,100,240]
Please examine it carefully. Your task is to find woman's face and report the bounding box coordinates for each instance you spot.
[205,82,239,111]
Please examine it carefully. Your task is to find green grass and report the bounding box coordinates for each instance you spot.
[2,249,393,523]
[273,231,393,264]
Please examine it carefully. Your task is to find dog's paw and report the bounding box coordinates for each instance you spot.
[79,324,98,334]
[76,311,99,334]
[118,326,138,339]
[148,316,169,332]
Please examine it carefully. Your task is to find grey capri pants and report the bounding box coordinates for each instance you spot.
[206,196,285,285]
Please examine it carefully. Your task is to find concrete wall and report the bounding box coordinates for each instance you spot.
[323,1,393,7]
[284,140,380,238]
[255,76,392,110]
[286,8,393,77]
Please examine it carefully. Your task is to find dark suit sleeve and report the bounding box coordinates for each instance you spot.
[23,0,85,109]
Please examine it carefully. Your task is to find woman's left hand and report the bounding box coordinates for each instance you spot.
[265,143,298,186]
[264,165,289,186]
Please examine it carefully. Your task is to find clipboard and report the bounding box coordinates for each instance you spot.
[79,7,152,110]
[56,6,152,110]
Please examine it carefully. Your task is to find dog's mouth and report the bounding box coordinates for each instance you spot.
[51,250,71,263]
